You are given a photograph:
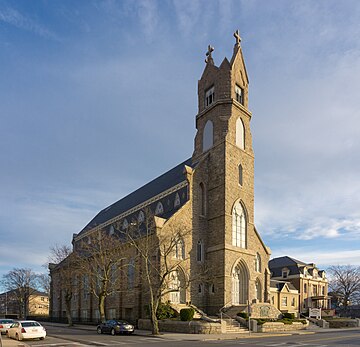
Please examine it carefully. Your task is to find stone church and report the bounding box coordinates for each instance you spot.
[50,31,273,322]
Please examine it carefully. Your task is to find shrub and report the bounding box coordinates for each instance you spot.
[237,312,249,319]
[144,302,178,320]
[256,319,266,325]
[283,312,295,320]
[180,308,195,321]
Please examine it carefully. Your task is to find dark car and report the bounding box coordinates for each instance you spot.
[96,320,134,335]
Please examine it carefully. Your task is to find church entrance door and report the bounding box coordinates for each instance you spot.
[232,261,249,305]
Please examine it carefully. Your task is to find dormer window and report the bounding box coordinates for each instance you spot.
[174,193,181,208]
[122,218,128,229]
[155,202,164,215]
[205,86,215,107]
[235,85,243,104]
[282,268,289,278]
[138,211,145,223]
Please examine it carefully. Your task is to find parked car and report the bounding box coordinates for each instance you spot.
[0,319,15,334]
[96,320,134,335]
[6,320,46,341]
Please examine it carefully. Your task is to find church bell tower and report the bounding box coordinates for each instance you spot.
[191,31,270,314]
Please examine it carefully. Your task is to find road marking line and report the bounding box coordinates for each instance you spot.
[88,341,108,346]
[305,333,360,343]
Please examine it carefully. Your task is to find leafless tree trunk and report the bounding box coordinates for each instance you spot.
[75,232,125,323]
[48,244,75,326]
[1,268,40,319]
[117,210,191,335]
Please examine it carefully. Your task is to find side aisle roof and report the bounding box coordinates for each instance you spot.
[77,158,194,236]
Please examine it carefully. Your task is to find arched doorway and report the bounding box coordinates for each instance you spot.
[232,260,249,305]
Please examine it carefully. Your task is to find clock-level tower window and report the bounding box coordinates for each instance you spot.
[205,86,215,107]
[235,85,244,104]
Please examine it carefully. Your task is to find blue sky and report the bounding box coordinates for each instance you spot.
[1,0,360,287]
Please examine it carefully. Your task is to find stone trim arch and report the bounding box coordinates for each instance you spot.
[231,258,250,305]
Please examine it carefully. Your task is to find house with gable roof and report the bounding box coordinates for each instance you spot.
[269,256,330,314]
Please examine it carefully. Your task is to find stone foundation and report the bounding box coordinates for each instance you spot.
[138,319,222,334]
[256,321,308,333]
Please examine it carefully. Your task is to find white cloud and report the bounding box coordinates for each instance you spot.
[136,0,159,41]
[271,248,360,267]
[0,6,59,40]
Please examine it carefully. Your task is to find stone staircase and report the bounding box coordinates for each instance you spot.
[222,317,248,333]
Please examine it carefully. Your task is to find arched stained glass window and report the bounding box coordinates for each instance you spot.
[239,164,243,186]
[203,120,214,152]
[232,201,246,248]
[255,279,261,301]
[255,253,261,272]
[236,118,245,150]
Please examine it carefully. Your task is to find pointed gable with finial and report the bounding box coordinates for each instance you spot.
[230,29,249,109]
[197,30,250,114]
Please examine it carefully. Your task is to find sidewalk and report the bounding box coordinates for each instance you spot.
[1,335,29,347]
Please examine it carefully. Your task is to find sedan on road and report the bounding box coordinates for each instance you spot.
[6,320,46,341]
[96,320,134,335]
[0,319,15,334]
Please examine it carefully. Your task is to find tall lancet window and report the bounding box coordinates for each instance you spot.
[232,201,246,248]
[238,164,243,186]
[236,118,245,150]
[203,120,213,152]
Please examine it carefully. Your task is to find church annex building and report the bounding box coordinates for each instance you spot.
[50,32,275,323]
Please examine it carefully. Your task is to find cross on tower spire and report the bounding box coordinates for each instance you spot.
[205,44,214,64]
[234,30,241,46]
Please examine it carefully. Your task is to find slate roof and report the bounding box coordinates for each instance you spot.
[269,256,307,277]
[269,256,307,268]
[269,256,323,278]
[77,158,194,237]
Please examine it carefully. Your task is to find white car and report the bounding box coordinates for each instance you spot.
[0,319,15,334]
[6,320,46,341]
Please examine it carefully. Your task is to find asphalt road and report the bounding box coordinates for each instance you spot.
[4,325,360,347]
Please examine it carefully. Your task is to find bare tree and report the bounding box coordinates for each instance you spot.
[117,210,191,335]
[75,231,125,323]
[328,265,360,307]
[48,244,75,326]
[1,268,40,318]
[38,273,50,296]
